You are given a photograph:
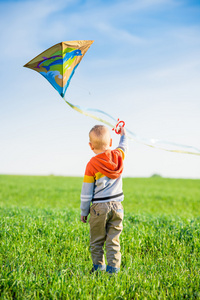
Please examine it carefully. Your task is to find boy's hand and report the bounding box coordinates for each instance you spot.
[120,127,126,136]
[81,215,88,223]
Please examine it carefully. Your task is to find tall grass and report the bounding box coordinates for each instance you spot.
[0,175,200,299]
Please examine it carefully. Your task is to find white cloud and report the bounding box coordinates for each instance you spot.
[0,0,75,57]
[170,26,200,44]
[95,23,145,45]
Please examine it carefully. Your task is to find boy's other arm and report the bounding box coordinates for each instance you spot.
[80,173,94,223]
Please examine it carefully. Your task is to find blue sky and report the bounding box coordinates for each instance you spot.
[0,0,200,178]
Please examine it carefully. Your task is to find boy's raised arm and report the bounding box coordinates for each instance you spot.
[117,127,128,156]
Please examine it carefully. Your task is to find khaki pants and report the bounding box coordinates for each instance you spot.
[89,201,123,271]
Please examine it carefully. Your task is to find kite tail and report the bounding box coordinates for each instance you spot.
[63,97,200,156]
[63,98,115,128]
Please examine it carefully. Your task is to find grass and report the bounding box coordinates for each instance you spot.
[0,175,200,299]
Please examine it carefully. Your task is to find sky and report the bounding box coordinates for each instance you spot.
[0,0,200,178]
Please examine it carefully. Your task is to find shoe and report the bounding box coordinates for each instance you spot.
[106,265,120,274]
[90,264,106,273]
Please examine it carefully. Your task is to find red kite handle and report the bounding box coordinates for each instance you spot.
[112,119,125,134]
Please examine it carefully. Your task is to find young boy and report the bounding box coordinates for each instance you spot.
[80,125,127,274]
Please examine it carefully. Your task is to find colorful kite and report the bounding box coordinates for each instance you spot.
[24,40,200,156]
[24,40,94,98]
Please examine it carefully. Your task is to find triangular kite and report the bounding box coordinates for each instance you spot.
[24,40,94,97]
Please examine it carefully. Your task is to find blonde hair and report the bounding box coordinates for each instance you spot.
[89,125,111,150]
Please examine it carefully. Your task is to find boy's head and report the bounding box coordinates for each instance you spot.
[89,125,112,154]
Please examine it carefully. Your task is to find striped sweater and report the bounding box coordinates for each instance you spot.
[80,135,128,216]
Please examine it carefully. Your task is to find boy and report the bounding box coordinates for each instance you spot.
[80,125,127,274]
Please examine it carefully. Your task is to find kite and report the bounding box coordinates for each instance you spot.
[24,40,94,97]
[24,40,200,156]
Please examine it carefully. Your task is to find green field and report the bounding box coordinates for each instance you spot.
[0,175,200,299]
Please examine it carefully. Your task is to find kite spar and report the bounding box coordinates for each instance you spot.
[24,40,200,156]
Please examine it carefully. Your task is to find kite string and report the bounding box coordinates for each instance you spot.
[63,97,200,156]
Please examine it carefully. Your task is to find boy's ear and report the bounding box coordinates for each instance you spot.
[110,139,112,147]
[89,142,94,150]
